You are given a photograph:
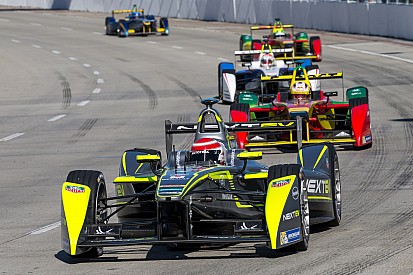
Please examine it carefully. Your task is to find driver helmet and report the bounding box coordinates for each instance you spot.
[191,138,226,165]
[260,53,275,69]
[130,11,141,19]
[291,81,310,104]
[273,29,285,38]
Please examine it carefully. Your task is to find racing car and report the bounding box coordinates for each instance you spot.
[239,18,322,62]
[105,4,169,37]
[218,45,318,104]
[229,64,372,149]
[61,98,341,258]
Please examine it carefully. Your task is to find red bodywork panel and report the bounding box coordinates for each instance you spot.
[249,101,372,147]
[351,104,372,147]
[310,38,322,61]
[230,110,249,149]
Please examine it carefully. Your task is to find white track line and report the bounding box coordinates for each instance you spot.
[195,51,206,55]
[172,46,183,49]
[48,115,66,122]
[11,39,21,43]
[29,222,60,235]
[83,63,91,68]
[32,44,42,49]
[60,27,73,31]
[52,50,61,55]
[97,78,104,84]
[93,32,103,35]
[0,18,10,22]
[30,22,41,26]
[328,45,413,64]
[92,88,101,94]
[68,57,78,61]
[93,71,100,75]
[77,100,90,107]
[147,41,157,44]
[0,133,25,142]
[217,57,229,61]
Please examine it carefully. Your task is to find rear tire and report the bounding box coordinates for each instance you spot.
[326,149,341,227]
[239,35,252,62]
[66,170,107,257]
[268,164,309,251]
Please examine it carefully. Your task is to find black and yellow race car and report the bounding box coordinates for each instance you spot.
[105,5,169,37]
[61,99,341,257]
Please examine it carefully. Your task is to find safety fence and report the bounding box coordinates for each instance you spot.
[0,0,412,40]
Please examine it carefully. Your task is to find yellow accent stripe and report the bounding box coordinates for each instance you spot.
[135,163,143,174]
[236,202,264,208]
[62,182,91,255]
[119,22,126,33]
[313,145,328,170]
[136,155,160,162]
[309,196,332,201]
[122,152,127,175]
[113,176,157,183]
[237,151,262,160]
[299,149,304,167]
[266,175,295,249]
[181,169,224,197]
[244,172,268,179]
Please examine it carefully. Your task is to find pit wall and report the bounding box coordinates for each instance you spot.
[1,0,412,40]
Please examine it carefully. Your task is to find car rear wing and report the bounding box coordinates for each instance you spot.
[250,25,294,35]
[261,72,343,82]
[165,118,303,155]
[112,9,144,16]
[276,55,318,61]
[234,48,293,57]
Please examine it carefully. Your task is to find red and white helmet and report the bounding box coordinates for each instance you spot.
[260,53,275,69]
[191,138,226,164]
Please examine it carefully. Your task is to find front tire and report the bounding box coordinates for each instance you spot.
[268,164,309,251]
[66,170,107,257]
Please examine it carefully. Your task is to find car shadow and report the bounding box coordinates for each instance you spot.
[55,243,299,264]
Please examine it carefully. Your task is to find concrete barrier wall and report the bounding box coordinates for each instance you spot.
[1,0,412,40]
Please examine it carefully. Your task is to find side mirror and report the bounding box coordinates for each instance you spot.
[136,155,160,163]
[237,151,263,160]
[242,62,252,68]
[324,91,338,97]
[323,91,338,104]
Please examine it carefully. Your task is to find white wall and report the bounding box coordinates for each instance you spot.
[1,0,411,40]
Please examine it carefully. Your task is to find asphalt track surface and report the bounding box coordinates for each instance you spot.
[0,9,412,275]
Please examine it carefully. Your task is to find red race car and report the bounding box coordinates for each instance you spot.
[230,64,372,150]
[239,18,322,62]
